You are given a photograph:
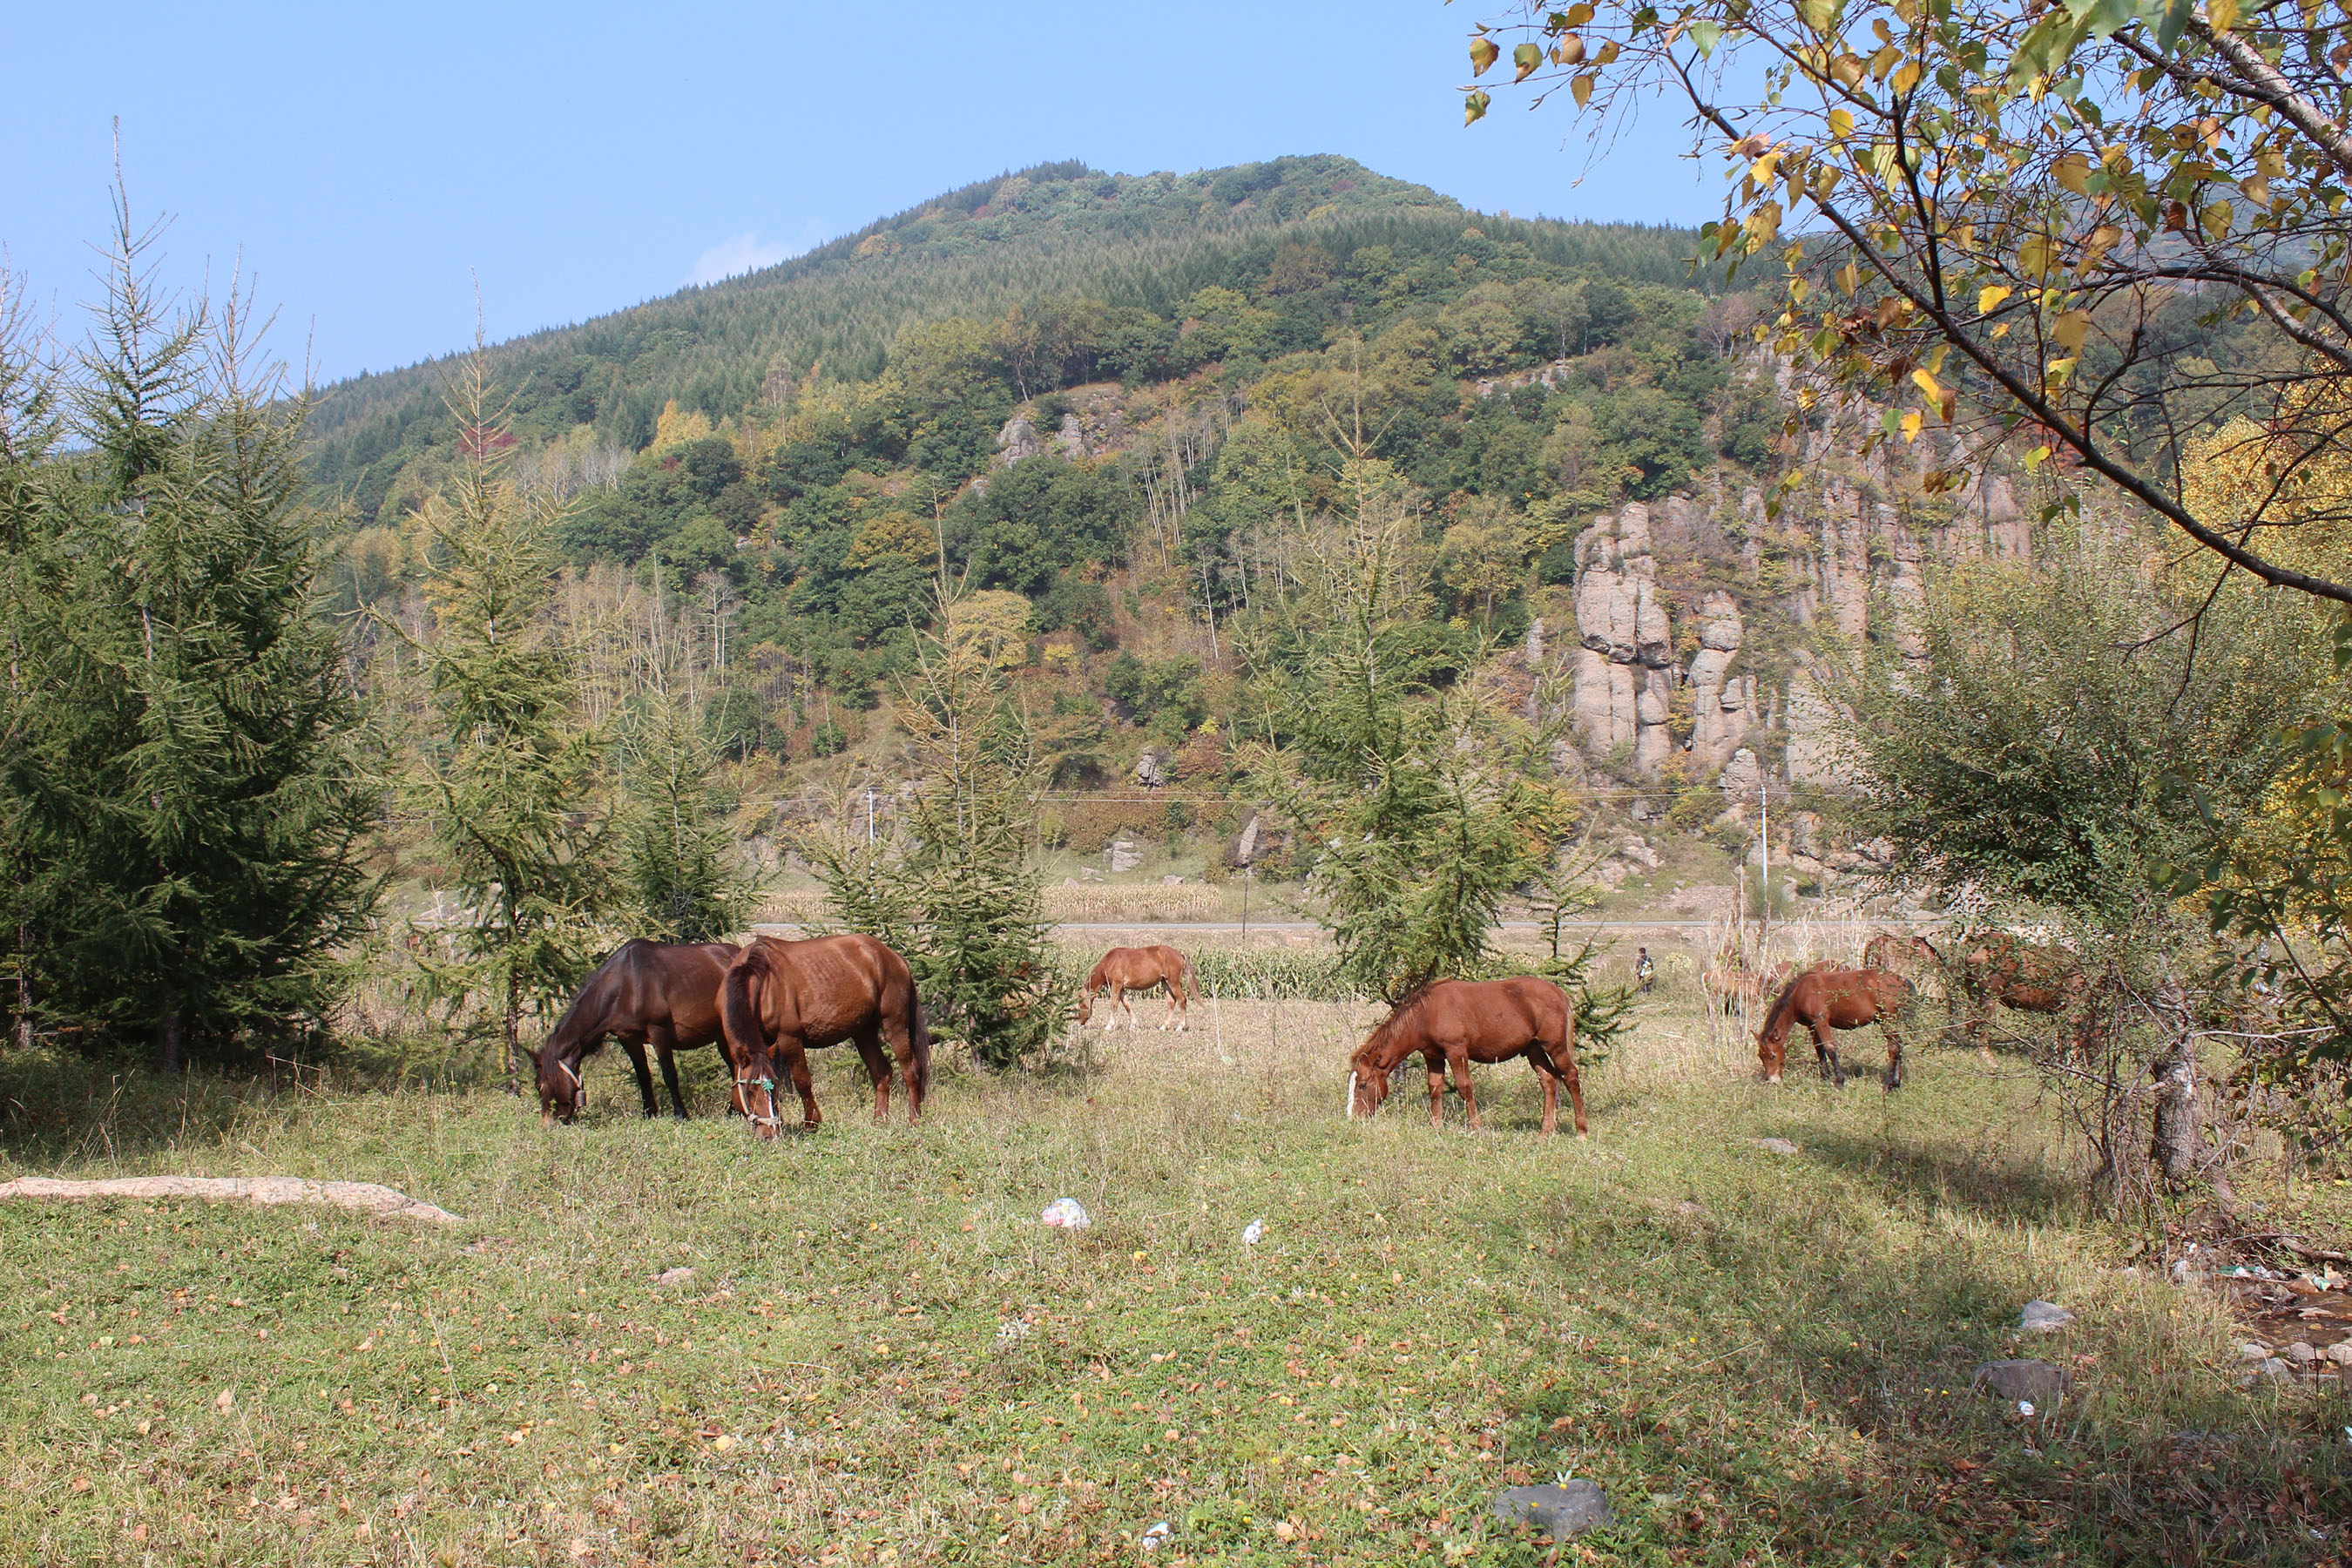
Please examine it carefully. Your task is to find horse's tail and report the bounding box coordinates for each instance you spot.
[906,985,933,1105]
[720,941,773,1067]
[1179,950,1199,1001]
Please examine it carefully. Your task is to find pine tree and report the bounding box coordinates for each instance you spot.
[805,579,1070,1068]
[403,348,613,1085]
[0,200,380,1070]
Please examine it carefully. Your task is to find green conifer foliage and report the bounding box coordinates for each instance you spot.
[0,207,379,1070]
[402,352,613,1085]
[806,583,1071,1069]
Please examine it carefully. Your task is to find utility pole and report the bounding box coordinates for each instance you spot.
[866,785,876,848]
[1758,773,1771,951]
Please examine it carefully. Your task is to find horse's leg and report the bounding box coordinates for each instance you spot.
[854,1031,893,1122]
[1544,1039,1590,1138]
[650,1028,690,1119]
[1451,1049,1483,1132]
[621,1039,659,1118]
[1810,1018,1843,1088]
[780,1039,821,1130]
[1882,1019,1904,1092]
[1172,972,1188,1032]
[1533,1055,1559,1136]
[1426,1054,1447,1128]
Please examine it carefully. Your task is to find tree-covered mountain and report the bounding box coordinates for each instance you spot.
[323,153,1780,858]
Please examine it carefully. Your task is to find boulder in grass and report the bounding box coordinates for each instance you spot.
[1491,1480,1614,1538]
[1971,1359,2068,1404]
[2018,1300,2075,1334]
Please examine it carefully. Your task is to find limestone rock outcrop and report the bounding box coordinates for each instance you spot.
[1571,504,1676,771]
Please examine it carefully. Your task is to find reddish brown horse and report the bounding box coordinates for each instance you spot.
[1346,977,1589,1137]
[1941,932,2086,1039]
[1756,967,1914,1090]
[1077,944,1197,1032]
[719,934,931,1139]
[532,939,738,1123]
[1862,932,1939,975]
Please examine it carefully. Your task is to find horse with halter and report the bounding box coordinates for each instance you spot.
[531,940,738,1123]
[718,934,931,1139]
[1755,966,1914,1090]
[1346,977,1589,1136]
[1076,944,1197,1032]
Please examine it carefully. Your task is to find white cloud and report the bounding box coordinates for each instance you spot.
[685,221,828,287]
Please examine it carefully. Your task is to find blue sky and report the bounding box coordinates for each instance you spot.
[3,2,1714,385]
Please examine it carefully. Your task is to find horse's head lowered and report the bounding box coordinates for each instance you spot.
[533,1044,587,1124]
[1074,991,1093,1027]
[730,1045,785,1143]
[1346,1024,1397,1118]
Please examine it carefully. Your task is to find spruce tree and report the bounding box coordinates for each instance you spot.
[0,204,379,1070]
[805,580,1071,1069]
[619,687,758,943]
[403,349,613,1085]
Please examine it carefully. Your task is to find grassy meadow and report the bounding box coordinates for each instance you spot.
[3,971,2349,1566]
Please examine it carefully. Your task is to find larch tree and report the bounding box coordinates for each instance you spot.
[404,348,614,1086]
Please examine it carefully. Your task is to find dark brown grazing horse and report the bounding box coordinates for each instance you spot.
[532,940,738,1123]
[719,934,931,1139]
[1077,944,1197,1032]
[1756,967,1914,1090]
[1346,977,1588,1137]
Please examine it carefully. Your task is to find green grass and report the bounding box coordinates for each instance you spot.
[3,1000,2347,1565]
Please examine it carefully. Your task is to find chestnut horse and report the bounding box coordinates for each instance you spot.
[1937,932,2086,1040]
[1756,967,1914,1090]
[1077,944,1196,1031]
[719,934,930,1139]
[1346,977,1588,1137]
[1862,932,1938,975]
[532,939,738,1123]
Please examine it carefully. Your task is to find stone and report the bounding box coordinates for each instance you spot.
[2324,1341,2352,1367]
[653,1267,696,1287]
[1135,747,1173,787]
[1752,1138,1800,1156]
[1106,840,1143,875]
[2283,1341,2319,1364]
[996,416,1044,466]
[2240,1342,2274,1362]
[1971,1359,2067,1404]
[2258,1357,2293,1380]
[1720,748,1763,800]
[1490,1480,1614,1538]
[2018,1301,2075,1335]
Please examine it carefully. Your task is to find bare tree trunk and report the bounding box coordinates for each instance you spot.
[504,970,521,1095]
[2151,1032,2203,1186]
[14,917,30,1053]
[160,1010,183,1077]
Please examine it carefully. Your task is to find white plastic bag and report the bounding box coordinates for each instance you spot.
[1040,1197,1092,1230]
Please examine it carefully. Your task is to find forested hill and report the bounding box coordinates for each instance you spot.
[305,155,1704,524]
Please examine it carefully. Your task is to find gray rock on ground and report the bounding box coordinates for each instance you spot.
[2326,1342,2352,1367]
[2283,1342,2319,1364]
[2018,1301,2075,1334]
[1491,1480,1614,1538]
[1972,1359,2068,1403]
[1752,1138,1801,1156]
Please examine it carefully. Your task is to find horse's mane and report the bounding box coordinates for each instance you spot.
[1756,973,1803,1042]
[542,940,644,1064]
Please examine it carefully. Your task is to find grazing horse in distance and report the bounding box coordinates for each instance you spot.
[1702,963,1766,1017]
[1077,944,1196,1032]
[532,939,739,1123]
[1756,966,1914,1090]
[1944,931,2086,1039]
[720,934,930,1139]
[1862,931,1939,975]
[1347,977,1588,1137]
